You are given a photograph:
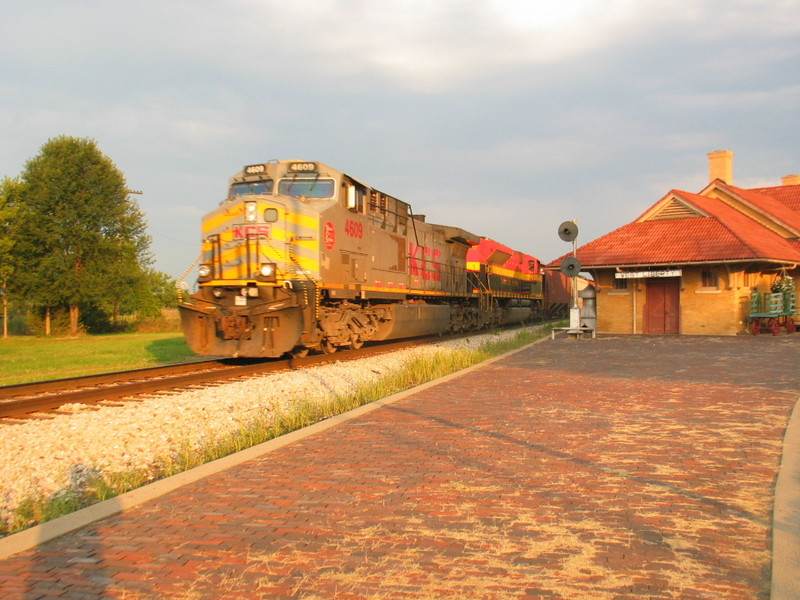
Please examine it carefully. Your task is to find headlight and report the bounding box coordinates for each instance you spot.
[245,201,257,222]
[198,264,212,279]
[257,262,277,282]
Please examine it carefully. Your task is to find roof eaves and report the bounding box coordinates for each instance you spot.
[572,257,800,270]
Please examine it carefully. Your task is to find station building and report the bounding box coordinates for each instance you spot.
[557,151,800,335]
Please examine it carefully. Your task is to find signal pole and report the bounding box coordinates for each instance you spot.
[557,220,581,330]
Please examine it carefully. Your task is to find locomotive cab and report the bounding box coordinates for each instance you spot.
[179,161,333,357]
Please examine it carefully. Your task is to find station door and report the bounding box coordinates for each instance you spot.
[644,278,680,334]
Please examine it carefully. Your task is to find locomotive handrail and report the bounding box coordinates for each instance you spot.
[408,205,421,247]
[287,245,318,286]
[468,270,490,296]
[176,251,203,301]
[211,234,222,280]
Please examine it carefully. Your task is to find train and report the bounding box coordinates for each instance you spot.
[178,160,544,358]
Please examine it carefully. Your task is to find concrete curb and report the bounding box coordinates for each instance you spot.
[772,395,800,600]
[0,335,550,561]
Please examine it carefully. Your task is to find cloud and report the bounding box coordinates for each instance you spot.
[655,84,800,113]
[204,0,645,93]
[1,0,799,276]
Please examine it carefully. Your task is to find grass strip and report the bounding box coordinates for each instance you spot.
[0,333,197,386]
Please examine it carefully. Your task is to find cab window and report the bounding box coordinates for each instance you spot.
[230,180,273,198]
[346,185,365,212]
[278,178,334,198]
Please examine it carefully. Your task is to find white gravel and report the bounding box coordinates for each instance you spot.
[0,327,538,531]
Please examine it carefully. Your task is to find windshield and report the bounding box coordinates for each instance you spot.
[278,178,334,198]
[230,180,273,198]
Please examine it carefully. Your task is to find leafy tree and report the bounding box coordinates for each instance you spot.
[97,268,177,328]
[144,268,178,311]
[0,178,23,338]
[13,136,153,335]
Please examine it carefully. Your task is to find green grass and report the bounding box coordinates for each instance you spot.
[0,333,200,386]
[1,323,557,535]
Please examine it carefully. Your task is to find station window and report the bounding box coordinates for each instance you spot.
[701,270,719,289]
[613,277,628,290]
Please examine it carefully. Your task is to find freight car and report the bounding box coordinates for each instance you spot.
[178,160,543,358]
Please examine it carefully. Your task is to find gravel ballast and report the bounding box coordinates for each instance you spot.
[0,328,538,531]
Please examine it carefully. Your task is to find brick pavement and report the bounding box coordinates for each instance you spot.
[0,335,798,599]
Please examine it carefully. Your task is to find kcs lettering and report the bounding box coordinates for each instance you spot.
[408,242,442,281]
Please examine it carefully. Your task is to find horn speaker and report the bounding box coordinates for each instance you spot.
[558,221,579,241]
[560,256,581,277]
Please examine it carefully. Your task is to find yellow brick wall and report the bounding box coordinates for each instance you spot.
[592,267,766,335]
[679,267,741,335]
[594,271,646,334]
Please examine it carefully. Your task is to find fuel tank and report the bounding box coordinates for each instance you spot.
[499,307,532,325]
[372,303,451,340]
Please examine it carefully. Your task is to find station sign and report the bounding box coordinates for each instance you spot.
[615,269,682,279]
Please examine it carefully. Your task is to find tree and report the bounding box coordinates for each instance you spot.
[0,178,23,338]
[13,136,153,335]
[142,268,179,313]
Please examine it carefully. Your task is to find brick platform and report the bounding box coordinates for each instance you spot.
[1,335,798,599]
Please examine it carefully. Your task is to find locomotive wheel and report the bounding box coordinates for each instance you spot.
[291,346,310,358]
[350,335,364,350]
[321,338,338,354]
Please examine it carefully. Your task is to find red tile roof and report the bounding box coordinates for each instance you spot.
[747,184,800,216]
[675,191,800,260]
[550,183,800,269]
[717,183,800,233]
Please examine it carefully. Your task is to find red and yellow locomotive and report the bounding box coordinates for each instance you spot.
[178,160,543,357]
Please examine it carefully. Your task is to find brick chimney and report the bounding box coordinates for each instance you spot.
[782,174,800,186]
[708,150,733,184]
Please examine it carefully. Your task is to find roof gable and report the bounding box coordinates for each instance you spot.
[637,192,708,222]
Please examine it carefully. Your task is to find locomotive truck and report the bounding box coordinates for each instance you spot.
[178,160,543,358]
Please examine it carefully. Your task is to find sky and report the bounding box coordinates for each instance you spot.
[1,0,799,279]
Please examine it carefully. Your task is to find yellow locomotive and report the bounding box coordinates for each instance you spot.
[178,160,543,357]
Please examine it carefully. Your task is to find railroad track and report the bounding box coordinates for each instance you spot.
[0,337,441,420]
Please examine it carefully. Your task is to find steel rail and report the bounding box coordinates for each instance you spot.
[0,336,438,420]
[0,359,233,400]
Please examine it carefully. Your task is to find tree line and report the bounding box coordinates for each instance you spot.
[1,136,178,337]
